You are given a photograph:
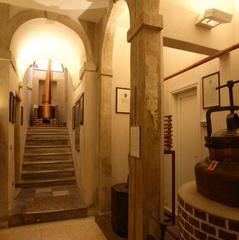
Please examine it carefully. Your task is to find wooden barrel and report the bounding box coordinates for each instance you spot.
[111,183,128,238]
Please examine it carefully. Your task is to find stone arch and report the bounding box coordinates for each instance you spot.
[6,9,93,62]
[97,0,131,213]
[101,0,130,73]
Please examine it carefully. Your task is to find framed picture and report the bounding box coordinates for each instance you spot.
[116,87,130,114]
[9,92,15,123]
[74,101,80,129]
[79,93,84,125]
[202,72,220,109]
[75,127,80,152]
[20,106,24,126]
[72,106,75,129]
[12,96,17,123]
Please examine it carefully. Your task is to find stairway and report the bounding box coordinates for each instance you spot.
[16,127,76,188]
[10,127,87,226]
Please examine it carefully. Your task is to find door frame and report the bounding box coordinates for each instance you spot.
[170,83,201,196]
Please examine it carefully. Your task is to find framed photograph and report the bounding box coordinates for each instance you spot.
[116,87,130,114]
[9,92,14,123]
[202,72,220,109]
[79,93,84,125]
[74,101,80,129]
[12,96,17,123]
[20,106,24,126]
[75,127,80,152]
[72,106,75,129]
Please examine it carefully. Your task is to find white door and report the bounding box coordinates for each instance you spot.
[175,87,201,192]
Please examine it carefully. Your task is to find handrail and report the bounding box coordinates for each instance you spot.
[164,42,239,81]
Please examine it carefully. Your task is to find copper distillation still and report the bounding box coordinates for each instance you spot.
[38,59,55,123]
[195,79,239,207]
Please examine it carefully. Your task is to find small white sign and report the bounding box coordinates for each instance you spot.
[130,126,140,158]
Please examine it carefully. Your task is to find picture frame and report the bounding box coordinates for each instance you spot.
[75,127,80,152]
[79,93,84,125]
[116,87,130,114]
[12,96,17,123]
[20,106,24,126]
[74,101,80,129]
[72,106,75,129]
[9,92,15,123]
[202,72,220,109]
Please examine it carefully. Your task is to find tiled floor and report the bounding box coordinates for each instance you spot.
[0,217,106,240]
[95,213,179,240]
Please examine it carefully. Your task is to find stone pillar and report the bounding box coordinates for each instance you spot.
[78,61,99,206]
[126,2,164,239]
[97,69,113,213]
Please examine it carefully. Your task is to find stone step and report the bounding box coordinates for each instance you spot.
[24,151,72,161]
[23,160,74,171]
[9,207,87,227]
[22,168,75,180]
[26,139,69,146]
[24,154,72,162]
[27,132,69,136]
[25,146,71,154]
[25,145,71,149]
[9,184,86,226]
[28,127,67,131]
[26,135,69,142]
[16,177,76,188]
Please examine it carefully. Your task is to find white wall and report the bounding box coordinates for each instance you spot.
[66,67,98,207]
[163,45,239,210]
[161,0,236,51]
[10,18,86,84]
[111,3,130,186]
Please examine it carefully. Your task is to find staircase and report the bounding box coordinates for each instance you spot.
[17,127,76,188]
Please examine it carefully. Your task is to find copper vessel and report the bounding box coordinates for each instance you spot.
[195,80,239,207]
[38,60,55,121]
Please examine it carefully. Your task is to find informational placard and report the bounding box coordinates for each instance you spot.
[130,126,140,158]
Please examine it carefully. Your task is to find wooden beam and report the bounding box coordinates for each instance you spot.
[164,42,239,81]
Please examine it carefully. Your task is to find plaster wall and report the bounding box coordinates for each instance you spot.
[161,0,236,51]
[15,67,33,183]
[163,46,239,210]
[8,63,19,212]
[0,59,10,220]
[10,18,86,84]
[67,68,98,207]
[111,0,130,185]
[111,22,130,185]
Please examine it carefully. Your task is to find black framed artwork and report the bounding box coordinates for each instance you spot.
[116,87,130,114]
[75,127,80,152]
[20,106,24,126]
[12,96,17,123]
[72,106,75,129]
[9,92,15,123]
[202,72,220,109]
[74,101,80,129]
[79,93,84,125]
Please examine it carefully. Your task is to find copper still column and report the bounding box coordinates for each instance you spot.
[38,59,55,122]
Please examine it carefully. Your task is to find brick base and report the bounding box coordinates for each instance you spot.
[178,182,239,240]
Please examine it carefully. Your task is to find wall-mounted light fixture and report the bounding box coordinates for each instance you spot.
[196,9,232,29]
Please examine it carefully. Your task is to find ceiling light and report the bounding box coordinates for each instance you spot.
[196,9,232,29]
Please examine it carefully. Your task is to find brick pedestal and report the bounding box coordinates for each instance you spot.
[178,182,239,240]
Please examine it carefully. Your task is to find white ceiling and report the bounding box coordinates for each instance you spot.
[0,0,109,22]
